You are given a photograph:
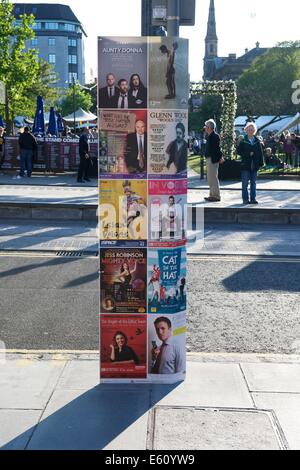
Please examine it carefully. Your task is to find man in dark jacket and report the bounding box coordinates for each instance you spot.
[166,122,188,175]
[237,122,264,204]
[77,128,91,183]
[204,119,223,202]
[125,120,147,174]
[18,127,37,178]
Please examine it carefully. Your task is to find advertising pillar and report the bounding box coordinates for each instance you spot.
[98,37,189,384]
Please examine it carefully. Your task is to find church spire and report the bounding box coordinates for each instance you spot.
[206,0,218,41]
[205,0,218,59]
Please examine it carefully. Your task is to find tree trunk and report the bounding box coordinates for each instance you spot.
[5,87,13,136]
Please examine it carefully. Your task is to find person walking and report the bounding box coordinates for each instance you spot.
[77,128,91,183]
[204,119,224,202]
[237,122,264,205]
[0,126,5,174]
[18,127,37,178]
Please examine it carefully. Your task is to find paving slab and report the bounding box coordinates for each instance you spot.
[150,362,253,408]
[0,410,41,450]
[27,388,150,450]
[0,360,66,409]
[241,363,300,393]
[56,360,100,390]
[253,393,300,450]
[150,407,283,450]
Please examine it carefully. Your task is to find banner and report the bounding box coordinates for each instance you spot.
[98,36,189,384]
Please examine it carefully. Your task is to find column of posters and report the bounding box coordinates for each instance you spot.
[98,36,188,384]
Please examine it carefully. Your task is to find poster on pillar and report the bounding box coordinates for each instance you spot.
[98,36,189,384]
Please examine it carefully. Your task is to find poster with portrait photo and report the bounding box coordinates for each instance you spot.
[149,37,189,110]
[148,245,187,315]
[148,180,187,243]
[100,315,147,380]
[98,37,148,110]
[148,110,188,179]
[99,179,148,244]
[99,110,147,179]
[148,313,186,382]
[100,248,147,314]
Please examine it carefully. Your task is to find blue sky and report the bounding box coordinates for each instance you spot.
[13,0,300,81]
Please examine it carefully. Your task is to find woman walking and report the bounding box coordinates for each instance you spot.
[237,123,264,205]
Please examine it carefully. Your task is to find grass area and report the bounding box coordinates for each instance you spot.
[188,154,202,174]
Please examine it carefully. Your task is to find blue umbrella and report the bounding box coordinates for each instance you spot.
[32,96,45,135]
[0,115,4,128]
[56,113,64,133]
[47,107,58,136]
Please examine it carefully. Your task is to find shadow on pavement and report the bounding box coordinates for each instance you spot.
[1,383,180,450]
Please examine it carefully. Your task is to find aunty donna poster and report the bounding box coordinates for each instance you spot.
[100,315,147,380]
[148,110,188,179]
[100,248,147,314]
[98,37,148,110]
[99,110,147,179]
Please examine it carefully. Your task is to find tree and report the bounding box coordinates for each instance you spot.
[237,41,300,116]
[0,0,39,134]
[14,60,60,117]
[60,83,93,117]
[189,95,222,133]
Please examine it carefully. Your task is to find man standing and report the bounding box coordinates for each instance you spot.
[112,79,135,109]
[125,120,147,173]
[77,128,91,183]
[151,317,184,375]
[204,119,223,202]
[18,127,37,178]
[159,42,178,99]
[99,73,119,108]
[0,126,5,173]
[166,123,188,175]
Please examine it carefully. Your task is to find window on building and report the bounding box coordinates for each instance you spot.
[32,22,42,30]
[210,45,214,53]
[45,22,58,30]
[49,54,56,64]
[48,38,56,46]
[68,39,77,47]
[68,55,77,64]
[65,23,76,32]
[32,7,37,15]
[68,72,78,83]
[31,38,38,47]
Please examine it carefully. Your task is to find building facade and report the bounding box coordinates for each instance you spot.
[203,0,267,81]
[13,3,86,88]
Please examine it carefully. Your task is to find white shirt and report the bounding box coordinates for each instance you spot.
[118,94,129,109]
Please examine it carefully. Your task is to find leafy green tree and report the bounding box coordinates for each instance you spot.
[237,41,300,116]
[60,83,93,117]
[189,95,222,133]
[14,60,60,117]
[0,0,39,134]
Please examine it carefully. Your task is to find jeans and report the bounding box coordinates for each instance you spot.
[20,149,33,177]
[241,170,257,202]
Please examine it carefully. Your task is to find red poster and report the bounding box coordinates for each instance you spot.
[100,315,147,379]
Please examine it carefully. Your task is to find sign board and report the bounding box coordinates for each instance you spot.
[151,0,196,26]
[98,36,189,384]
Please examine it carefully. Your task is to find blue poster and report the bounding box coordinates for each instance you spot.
[148,246,187,314]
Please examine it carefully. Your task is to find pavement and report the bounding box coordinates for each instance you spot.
[1,352,300,450]
[0,171,299,224]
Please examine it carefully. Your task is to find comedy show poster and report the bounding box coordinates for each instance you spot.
[149,38,189,110]
[148,313,186,382]
[148,110,188,179]
[100,315,147,380]
[148,180,187,243]
[100,180,147,242]
[148,246,187,315]
[98,37,148,110]
[100,248,147,314]
[99,110,147,179]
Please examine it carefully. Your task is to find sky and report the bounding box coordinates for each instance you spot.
[13,0,300,81]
